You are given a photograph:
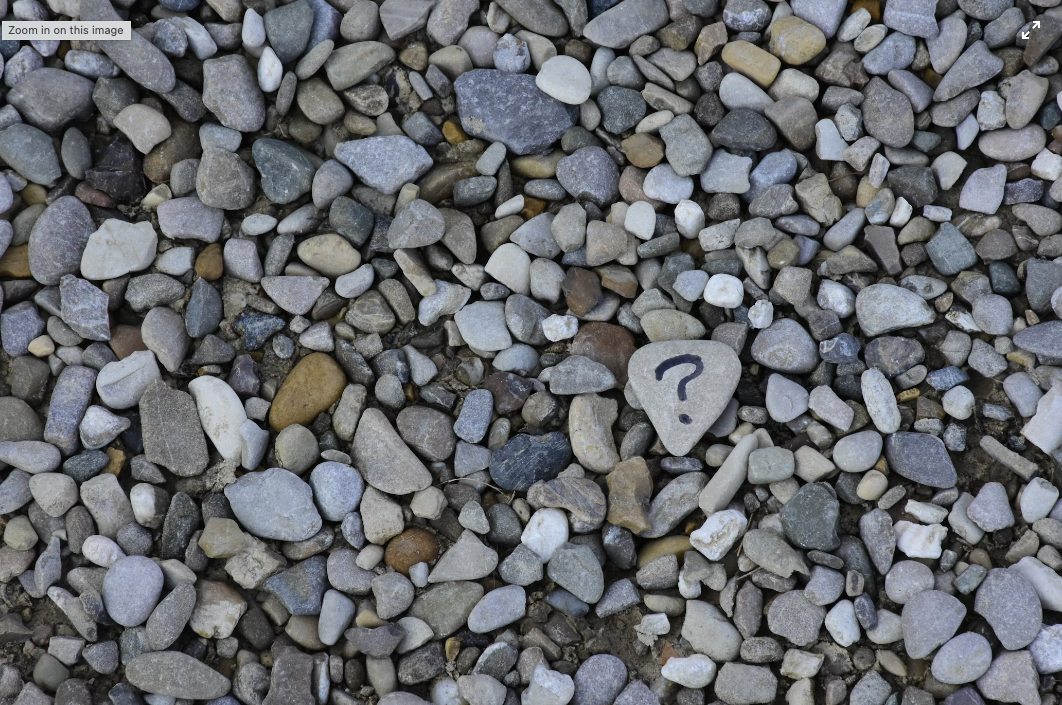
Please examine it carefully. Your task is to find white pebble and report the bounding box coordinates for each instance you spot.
[690,509,747,561]
[888,196,912,227]
[409,561,429,588]
[257,47,282,92]
[635,110,674,133]
[155,247,195,276]
[660,655,717,688]
[541,314,578,342]
[635,613,671,644]
[817,280,855,318]
[1031,149,1062,180]
[747,300,774,328]
[495,195,524,218]
[624,201,656,240]
[895,520,947,559]
[674,200,704,238]
[703,273,743,308]
[535,56,592,105]
[82,535,126,567]
[923,205,952,222]
[904,500,948,525]
[523,665,575,705]
[824,600,860,647]
[1020,477,1060,523]
[432,679,463,705]
[942,386,974,420]
[521,508,568,563]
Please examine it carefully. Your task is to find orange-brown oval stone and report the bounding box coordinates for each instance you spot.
[385,528,439,575]
[269,352,346,431]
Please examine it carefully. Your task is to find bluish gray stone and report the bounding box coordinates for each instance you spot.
[263,556,327,615]
[252,139,315,205]
[489,432,572,491]
[455,70,578,155]
[883,432,957,488]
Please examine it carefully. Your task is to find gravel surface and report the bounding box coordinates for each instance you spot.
[0,1,1061,705]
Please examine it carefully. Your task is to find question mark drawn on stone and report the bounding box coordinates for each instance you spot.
[654,354,704,426]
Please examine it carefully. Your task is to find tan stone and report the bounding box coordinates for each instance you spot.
[104,448,125,475]
[510,150,565,179]
[27,335,54,357]
[606,457,653,533]
[344,111,377,136]
[285,615,326,650]
[297,233,361,277]
[189,580,247,639]
[0,244,30,278]
[195,244,223,281]
[794,173,843,226]
[596,264,639,298]
[856,176,881,208]
[199,518,248,559]
[21,185,47,205]
[419,162,479,204]
[568,394,619,472]
[721,40,781,88]
[637,535,693,568]
[269,353,347,431]
[769,16,827,66]
[695,22,728,64]
[767,237,801,269]
[621,133,665,168]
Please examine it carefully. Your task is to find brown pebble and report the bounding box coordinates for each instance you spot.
[384,528,439,575]
[659,641,680,666]
[268,353,347,431]
[104,448,125,475]
[109,324,148,359]
[520,197,546,220]
[571,322,636,384]
[21,185,46,205]
[561,267,602,317]
[75,182,116,208]
[0,244,30,278]
[196,244,223,281]
[445,637,462,661]
[621,133,665,169]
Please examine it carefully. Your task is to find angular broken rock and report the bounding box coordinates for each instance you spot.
[139,379,210,477]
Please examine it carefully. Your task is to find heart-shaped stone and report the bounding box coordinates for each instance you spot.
[627,340,741,456]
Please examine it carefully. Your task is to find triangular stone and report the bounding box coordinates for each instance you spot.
[627,340,741,456]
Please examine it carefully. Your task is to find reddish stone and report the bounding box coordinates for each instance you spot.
[571,322,637,384]
[561,267,602,316]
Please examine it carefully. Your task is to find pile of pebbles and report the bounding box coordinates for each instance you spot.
[3,0,1062,703]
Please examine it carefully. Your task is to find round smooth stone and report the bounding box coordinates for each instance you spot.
[536,56,592,105]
